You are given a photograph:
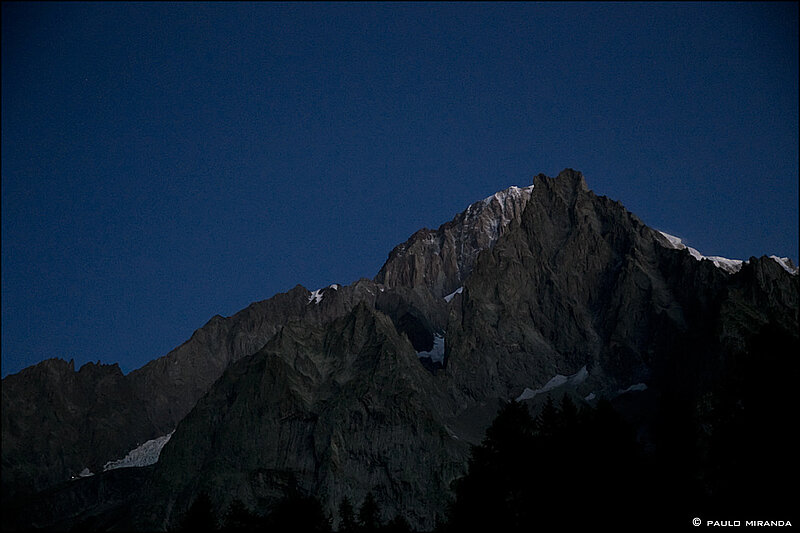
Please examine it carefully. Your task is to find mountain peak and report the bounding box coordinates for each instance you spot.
[531,169,589,200]
[556,167,589,190]
[375,180,535,297]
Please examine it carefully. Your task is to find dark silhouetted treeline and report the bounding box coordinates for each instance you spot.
[445,395,652,532]
[175,487,412,532]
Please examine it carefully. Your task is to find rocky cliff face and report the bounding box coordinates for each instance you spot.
[127,303,467,531]
[2,169,797,532]
[1,360,155,501]
[375,184,534,298]
[444,170,798,406]
[127,279,386,435]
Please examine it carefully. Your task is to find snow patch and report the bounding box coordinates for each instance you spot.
[571,366,589,383]
[417,334,445,364]
[481,184,535,206]
[308,289,324,304]
[658,231,743,273]
[478,185,535,238]
[617,383,648,395]
[103,430,175,471]
[659,232,684,249]
[308,284,339,304]
[516,366,588,402]
[769,256,798,275]
[444,286,463,302]
[660,232,797,276]
[705,256,744,274]
[464,184,536,247]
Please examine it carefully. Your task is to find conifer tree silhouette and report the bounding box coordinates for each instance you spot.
[338,496,358,533]
[358,491,381,532]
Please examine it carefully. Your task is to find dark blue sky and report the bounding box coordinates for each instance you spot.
[2,2,797,377]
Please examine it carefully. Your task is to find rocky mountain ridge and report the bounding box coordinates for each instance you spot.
[1,182,535,503]
[2,169,797,531]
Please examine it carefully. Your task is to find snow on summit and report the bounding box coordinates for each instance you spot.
[656,231,797,275]
[658,231,743,273]
[481,184,535,207]
[308,284,339,304]
[460,184,536,250]
[769,256,799,275]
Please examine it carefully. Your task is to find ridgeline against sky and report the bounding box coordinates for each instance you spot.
[2,2,798,377]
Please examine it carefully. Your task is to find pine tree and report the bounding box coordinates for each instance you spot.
[535,395,560,438]
[446,396,649,531]
[358,492,381,532]
[338,496,357,533]
[266,491,331,532]
[559,393,578,428]
[447,400,538,532]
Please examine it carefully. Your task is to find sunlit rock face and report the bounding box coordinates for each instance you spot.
[375,184,535,298]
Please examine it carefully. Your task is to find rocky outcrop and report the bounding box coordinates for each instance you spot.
[125,303,468,532]
[1,360,155,501]
[127,279,385,435]
[375,185,534,298]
